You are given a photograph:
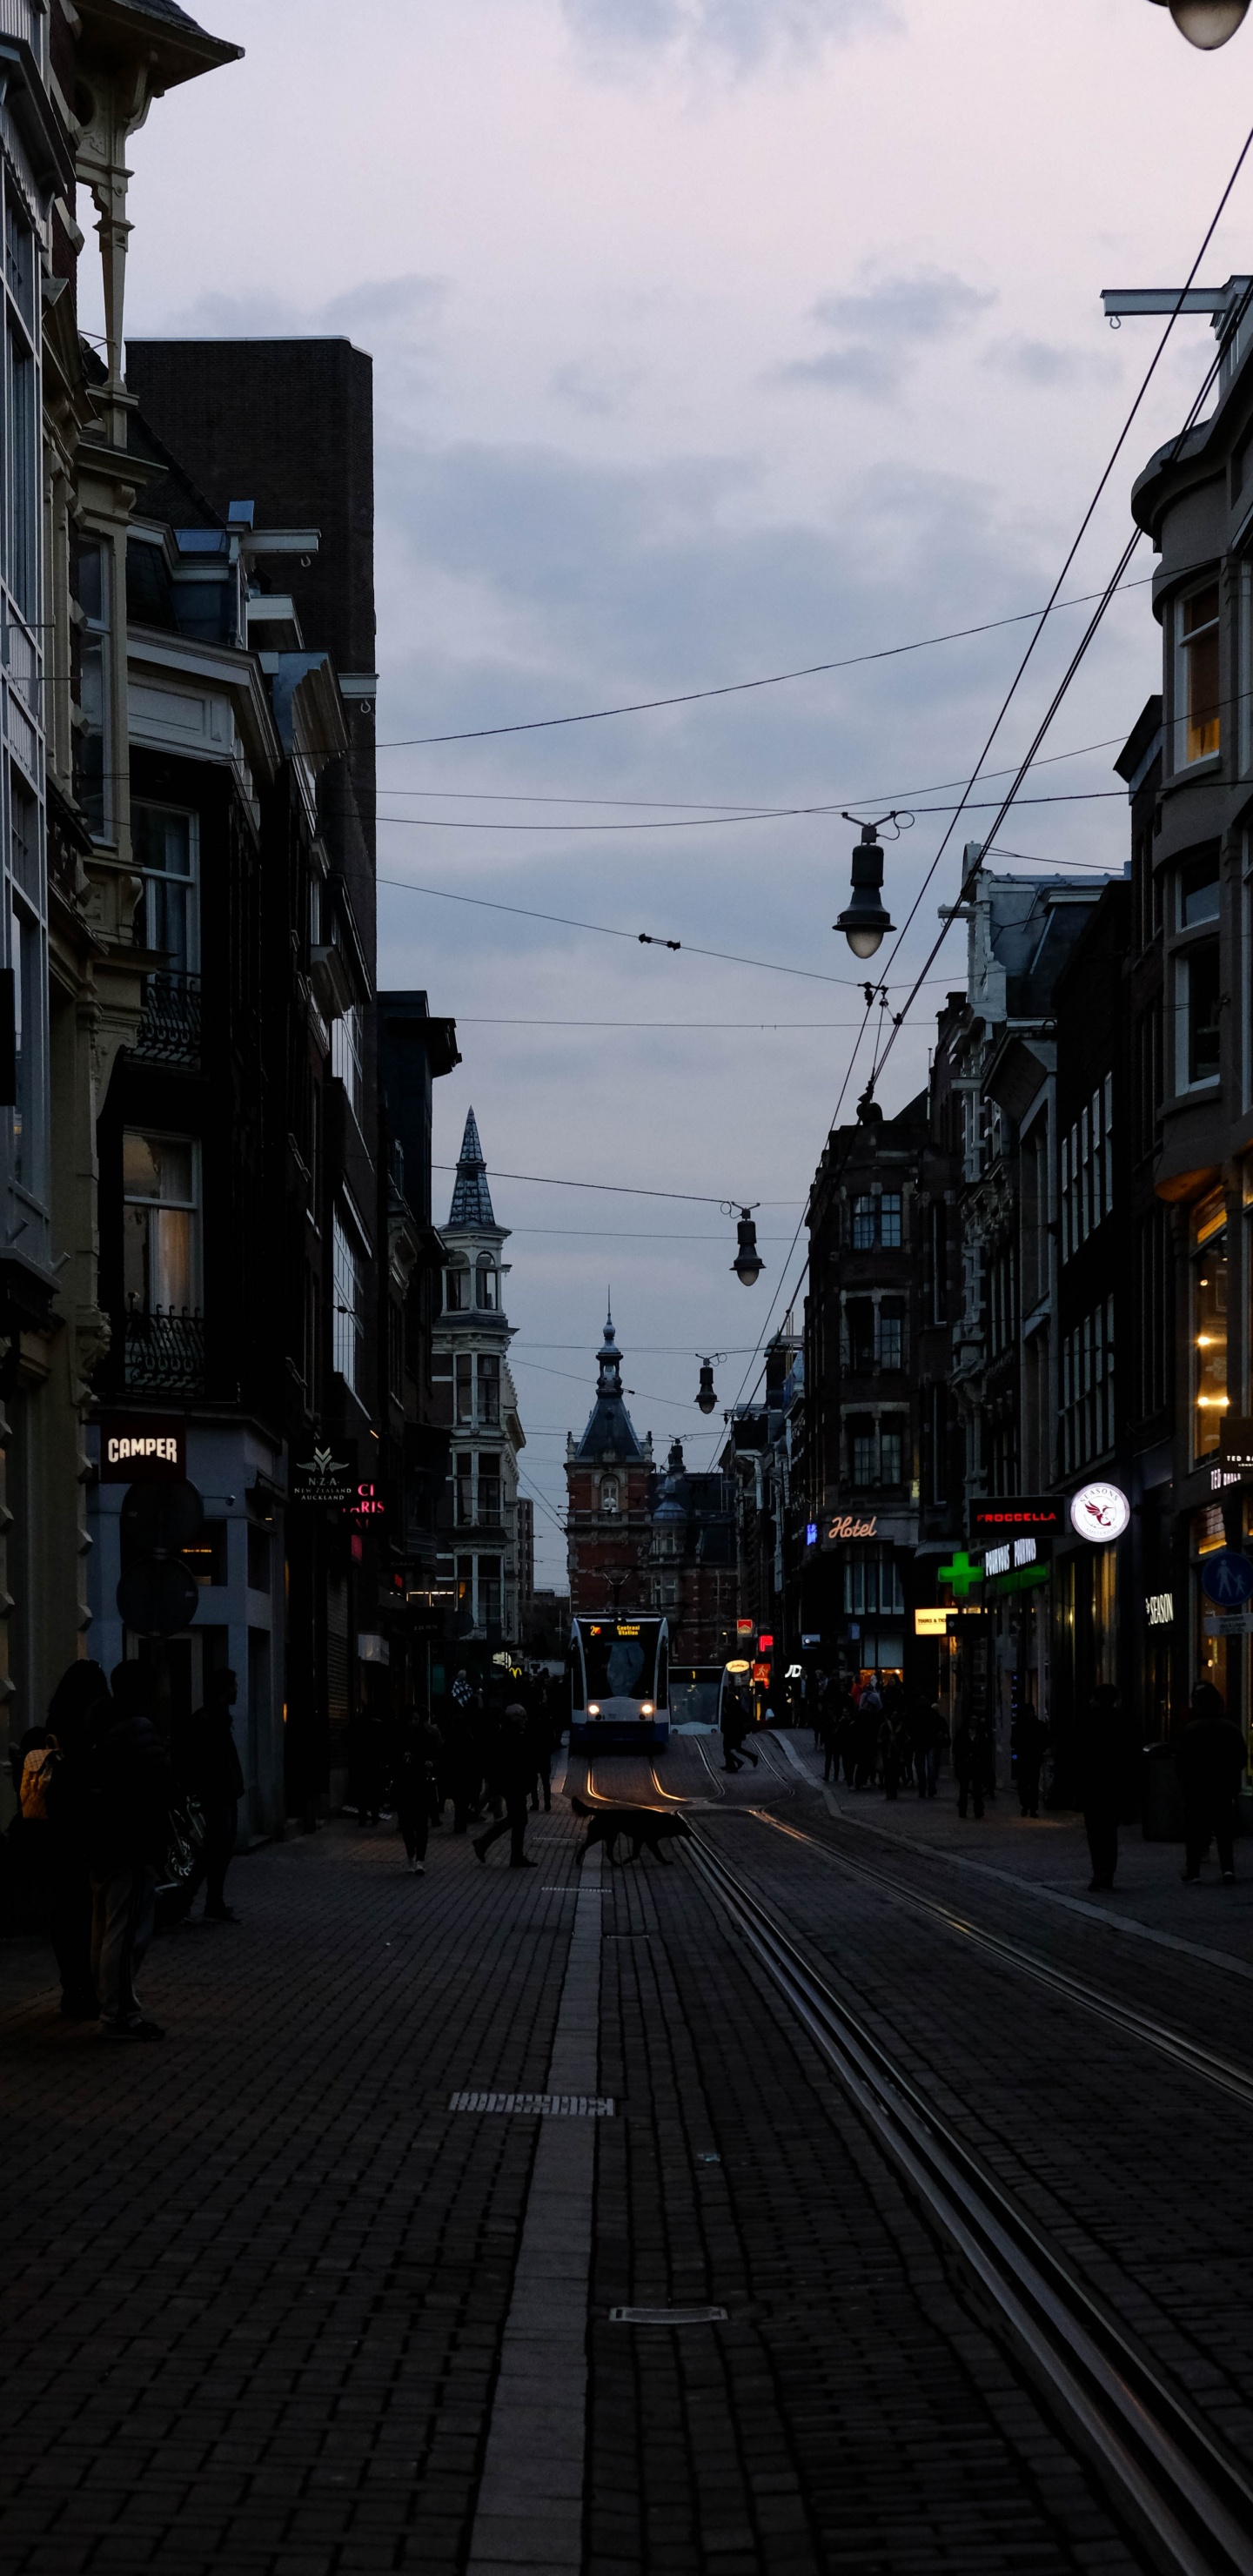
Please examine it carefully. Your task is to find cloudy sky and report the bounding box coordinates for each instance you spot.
[108,0,1253,1577]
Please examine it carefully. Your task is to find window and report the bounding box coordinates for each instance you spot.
[927,1383,948,1505]
[928,1200,948,1324]
[842,1546,904,1617]
[445,1265,470,1311]
[1181,847,1220,927]
[1183,939,1222,1085]
[1061,1296,1116,1473]
[850,1191,902,1249]
[455,1352,473,1425]
[387,1296,404,1401]
[123,1132,200,1314]
[600,1476,620,1517]
[851,1195,876,1250]
[332,1005,363,1122]
[848,1415,875,1487]
[455,1452,474,1525]
[9,891,42,1199]
[479,1464,501,1525]
[1178,582,1221,764]
[5,194,36,623]
[1137,1201,1171,1424]
[846,1298,874,1370]
[479,1352,500,1426]
[879,1423,904,1486]
[73,534,109,836]
[332,1210,363,1392]
[478,1558,502,1632]
[133,804,198,976]
[456,1553,474,1625]
[879,1300,905,1372]
[1192,1191,1228,1462]
[475,1258,499,1311]
[879,1193,902,1248]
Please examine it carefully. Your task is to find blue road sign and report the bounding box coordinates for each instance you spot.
[1200,1550,1253,1607]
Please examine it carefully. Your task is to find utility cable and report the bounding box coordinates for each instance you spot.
[374,577,1152,747]
[430,1158,801,1206]
[373,788,1122,835]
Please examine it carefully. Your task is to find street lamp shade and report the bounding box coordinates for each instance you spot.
[835,825,895,959]
[1147,0,1250,42]
[696,1360,718,1413]
[732,1210,764,1287]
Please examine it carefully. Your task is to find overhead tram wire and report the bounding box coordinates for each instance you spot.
[373,576,1152,747]
[706,123,1253,1465]
[372,727,1138,806]
[430,1159,801,1206]
[373,788,1122,835]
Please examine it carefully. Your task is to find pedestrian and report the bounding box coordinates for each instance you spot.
[86,1665,173,2040]
[721,1686,745,1772]
[953,1712,987,1821]
[878,1705,910,1801]
[178,1668,245,1923]
[395,1711,443,1874]
[472,1701,536,1868]
[1079,1683,1123,1892]
[819,1689,840,1783]
[1176,1680,1244,1884]
[1014,1703,1049,1819]
[40,1660,109,2017]
[854,1683,881,1788]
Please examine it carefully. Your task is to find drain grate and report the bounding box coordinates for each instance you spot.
[449,2090,615,2117]
[610,2304,728,2325]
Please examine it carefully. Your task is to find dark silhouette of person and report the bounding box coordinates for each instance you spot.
[42,1660,110,2016]
[179,1668,245,1922]
[1080,1683,1122,1892]
[1015,1704,1049,1819]
[395,1712,443,1874]
[953,1713,986,1820]
[1176,1680,1244,1883]
[472,1703,535,1868]
[86,1664,172,2038]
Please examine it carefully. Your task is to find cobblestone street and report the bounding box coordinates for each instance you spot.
[4,1742,1253,2573]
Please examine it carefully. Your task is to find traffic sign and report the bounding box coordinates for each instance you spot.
[117,1558,199,1637]
[1200,1550,1253,1607]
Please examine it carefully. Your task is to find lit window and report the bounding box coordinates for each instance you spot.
[123,1132,200,1314]
[1179,583,1221,765]
[1192,1191,1228,1463]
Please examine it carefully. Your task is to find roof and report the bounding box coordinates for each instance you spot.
[573,1311,647,1463]
[447,1107,496,1229]
[76,0,242,79]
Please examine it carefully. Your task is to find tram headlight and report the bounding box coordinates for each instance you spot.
[587,1701,600,1717]
[640,1701,654,1717]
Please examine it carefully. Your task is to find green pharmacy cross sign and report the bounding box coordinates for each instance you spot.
[939,1551,984,1600]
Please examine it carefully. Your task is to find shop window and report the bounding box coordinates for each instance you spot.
[1192,1191,1228,1461]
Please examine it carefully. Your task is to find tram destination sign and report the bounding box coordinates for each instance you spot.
[969,1496,1064,1541]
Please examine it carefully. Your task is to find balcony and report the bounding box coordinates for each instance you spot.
[134,972,202,1070]
[124,1305,205,1396]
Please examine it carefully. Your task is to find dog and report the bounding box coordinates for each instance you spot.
[570,1794,693,1868]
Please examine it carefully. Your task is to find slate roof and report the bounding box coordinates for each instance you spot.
[446,1107,496,1229]
[573,1311,647,1463]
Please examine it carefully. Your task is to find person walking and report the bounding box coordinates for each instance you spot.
[1176,1681,1244,1883]
[953,1712,986,1821]
[1079,1683,1123,1892]
[178,1668,245,1923]
[721,1687,746,1773]
[41,1660,109,2017]
[472,1702,535,1868]
[395,1712,443,1874]
[878,1705,909,1801]
[85,1665,172,2040]
[1014,1703,1049,1819]
[854,1682,881,1789]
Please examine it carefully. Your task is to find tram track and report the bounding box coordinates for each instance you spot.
[680,1818,1253,2576]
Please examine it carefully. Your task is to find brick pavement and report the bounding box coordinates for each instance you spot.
[0,1770,1168,2574]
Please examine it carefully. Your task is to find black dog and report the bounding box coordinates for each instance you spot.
[570,1794,693,1868]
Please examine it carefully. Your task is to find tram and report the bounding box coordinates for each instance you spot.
[569,1614,670,1749]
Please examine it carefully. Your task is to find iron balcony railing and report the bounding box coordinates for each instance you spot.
[124,1304,205,1396]
[134,971,202,1070]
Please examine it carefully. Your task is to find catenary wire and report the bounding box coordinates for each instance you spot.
[373,577,1153,746]
[431,1159,801,1205]
[372,728,1135,804]
[703,138,1253,1460]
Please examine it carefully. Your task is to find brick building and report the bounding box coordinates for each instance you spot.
[564,1311,653,1616]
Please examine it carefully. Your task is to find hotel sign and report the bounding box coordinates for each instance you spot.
[825,1513,877,1543]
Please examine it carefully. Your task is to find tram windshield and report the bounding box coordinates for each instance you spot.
[581,1620,654,1700]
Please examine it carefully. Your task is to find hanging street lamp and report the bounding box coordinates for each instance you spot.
[835,822,896,960]
[696,1359,719,1413]
[732,1210,764,1287]
[1146,0,1249,44]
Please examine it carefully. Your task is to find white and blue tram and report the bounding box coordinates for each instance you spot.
[569,1614,670,1749]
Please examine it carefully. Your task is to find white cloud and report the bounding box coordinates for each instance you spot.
[562,0,891,77]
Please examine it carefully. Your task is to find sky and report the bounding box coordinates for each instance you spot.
[103,0,1253,1580]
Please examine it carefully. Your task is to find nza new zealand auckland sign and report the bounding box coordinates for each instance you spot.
[291,1439,358,1509]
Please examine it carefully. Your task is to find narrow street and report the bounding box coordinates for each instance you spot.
[6,1742,1252,2575]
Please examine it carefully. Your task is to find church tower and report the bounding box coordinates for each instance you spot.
[432,1110,526,1641]
[564,1310,653,1616]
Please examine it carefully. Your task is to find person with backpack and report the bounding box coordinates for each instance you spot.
[85,1664,173,2040]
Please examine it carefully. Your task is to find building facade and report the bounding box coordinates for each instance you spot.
[431,1110,526,1648]
[565,1312,653,1618]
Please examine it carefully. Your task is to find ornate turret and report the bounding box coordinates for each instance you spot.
[447,1106,495,1228]
[571,1306,649,1464]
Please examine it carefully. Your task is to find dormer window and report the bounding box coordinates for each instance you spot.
[476,1258,499,1311]
[600,1477,620,1517]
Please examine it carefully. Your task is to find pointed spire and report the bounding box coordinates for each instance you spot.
[596,1308,622,1397]
[448,1105,495,1227]
[575,1305,645,1461]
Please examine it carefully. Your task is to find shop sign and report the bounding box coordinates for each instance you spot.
[350,1478,387,1526]
[1146,1593,1174,1626]
[1069,1480,1130,1543]
[1199,1550,1253,1608]
[98,1414,185,1482]
[985,1536,1039,1578]
[736,1619,754,1635]
[358,1633,390,1665]
[1220,1413,1253,1471]
[801,1633,821,1647]
[826,1514,877,1542]
[970,1497,1064,1540]
[915,1607,952,1636]
[758,1633,774,1651]
[750,1661,771,1685]
[291,1439,358,1508]
[805,1521,819,1547]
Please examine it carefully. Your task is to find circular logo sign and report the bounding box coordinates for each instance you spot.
[1069,1480,1130,1543]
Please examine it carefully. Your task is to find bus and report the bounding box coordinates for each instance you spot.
[569,1614,670,1750]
